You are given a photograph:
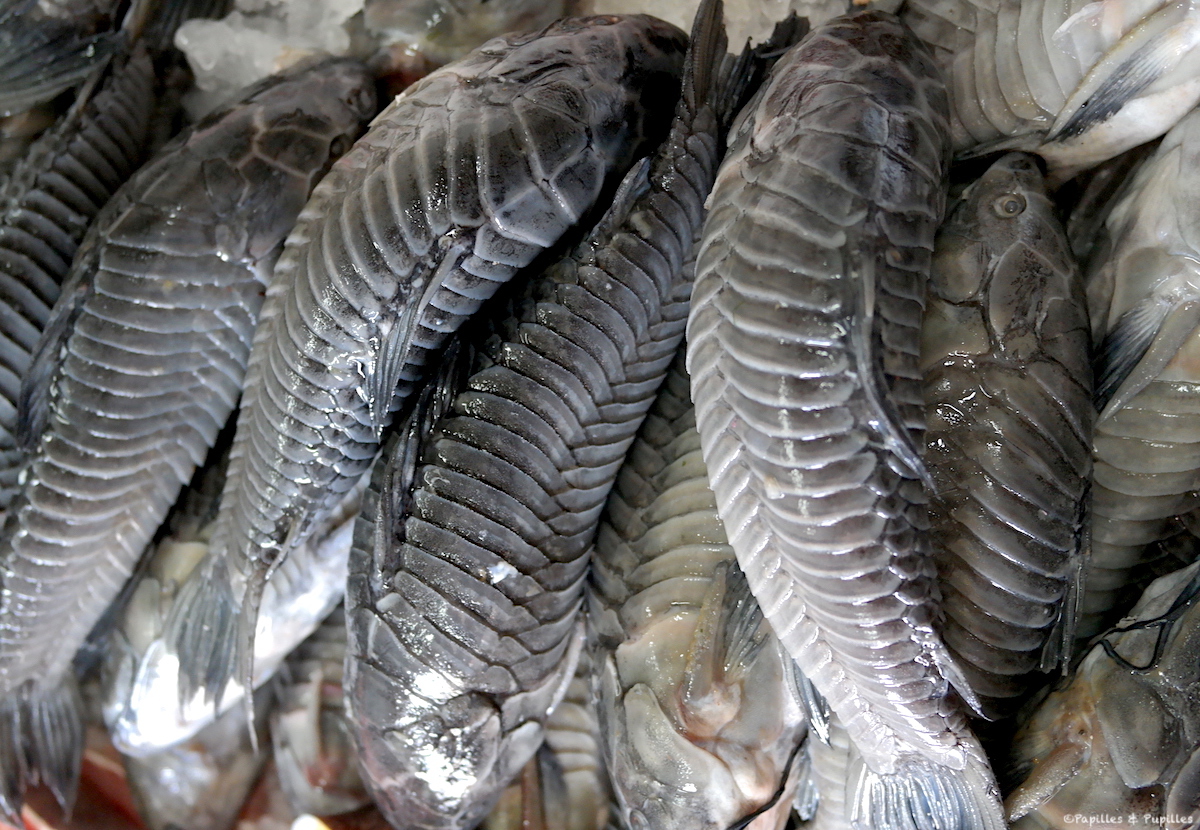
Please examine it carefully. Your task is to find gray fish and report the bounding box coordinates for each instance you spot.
[166,12,689,719]
[122,688,270,830]
[902,0,1200,182]
[686,11,1007,829]
[0,0,121,117]
[922,152,1092,718]
[588,354,810,830]
[0,57,375,822]
[342,4,755,826]
[0,44,157,511]
[272,605,370,818]
[1006,561,1200,827]
[1078,106,1200,639]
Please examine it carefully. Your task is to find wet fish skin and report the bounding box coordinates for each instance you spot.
[1007,561,1200,826]
[173,12,689,716]
[588,355,809,830]
[0,56,375,822]
[1076,106,1200,639]
[903,0,1200,182]
[343,4,750,826]
[0,44,157,511]
[272,605,371,818]
[687,11,1007,829]
[922,152,1092,718]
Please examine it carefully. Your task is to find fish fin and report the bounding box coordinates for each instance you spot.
[1041,531,1087,674]
[16,272,92,451]
[792,741,819,822]
[588,158,652,243]
[0,678,84,823]
[792,661,830,745]
[848,750,1006,830]
[848,245,933,488]
[929,637,987,720]
[1096,297,1200,419]
[1004,741,1087,821]
[1048,4,1189,143]
[366,237,473,439]
[166,558,239,711]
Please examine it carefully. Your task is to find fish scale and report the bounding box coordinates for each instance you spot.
[176,18,689,712]
[344,6,751,827]
[0,45,155,509]
[686,11,1006,830]
[0,56,375,822]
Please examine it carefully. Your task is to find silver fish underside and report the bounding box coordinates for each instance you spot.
[0,44,156,510]
[343,6,742,825]
[922,153,1092,717]
[1007,561,1200,826]
[272,604,370,818]
[179,14,690,711]
[1079,107,1200,639]
[903,0,1200,180]
[588,354,808,830]
[687,11,1006,829]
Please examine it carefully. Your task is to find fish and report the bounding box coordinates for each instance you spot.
[103,450,361,756]
[342,3,761,826]
[0,0,122,117]
[686,10,1008,829]
[0,43,157,511]
[902,0,1200,182]
[588,353,811,830]
[271,605,371,818]
[1006,561,1200,827]
[165,11,690,721]
[1077,106,1200,639]
[0,56,375,822]
[922,152,1093,718]
[121,689,270,830]
[805,715,854,830]
[483,652,611,830]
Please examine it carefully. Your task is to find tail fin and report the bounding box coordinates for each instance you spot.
[165,557,239,712]
[0,677,84,824]
[847,747,1006,830]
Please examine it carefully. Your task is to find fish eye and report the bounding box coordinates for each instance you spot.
[992,193,1026,218]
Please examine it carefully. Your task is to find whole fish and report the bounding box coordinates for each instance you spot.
[103,453,360,756]
[922,152,1092,718]
[686,11,1007,829]
[166,12,689,717]
[0,57,375,822]
[0,44,157,510]
[483,652,610,830]
[588,354,811,830]
[272,605,370,818]
[122,688,270,830]
[0,0,121,117]
[902,0,1200,182]
[1079,106,1200,639]
[343,4,756,826]
[1007,561,1200,827]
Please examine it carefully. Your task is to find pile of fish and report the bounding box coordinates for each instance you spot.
[7,0,1200,829]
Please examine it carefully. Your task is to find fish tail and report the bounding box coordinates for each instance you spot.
[235,563,271,749]
[0,676,84,824]
[848,750,1005,830]
[166,559,239,711]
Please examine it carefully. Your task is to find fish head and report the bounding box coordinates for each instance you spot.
[926,152,1084,366]
[363,0,568,67]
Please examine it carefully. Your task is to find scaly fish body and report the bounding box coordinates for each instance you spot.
[0,57,374,820]
[922,153,1092,717]
[1079,106,1200,638]
[903,0,1200,181]
[1007,562,1200,826]
[687,11,1007,828]
[0,44,157,509]
[588,355,809,830]
[172,13,689,710]
[343,5,751,826]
